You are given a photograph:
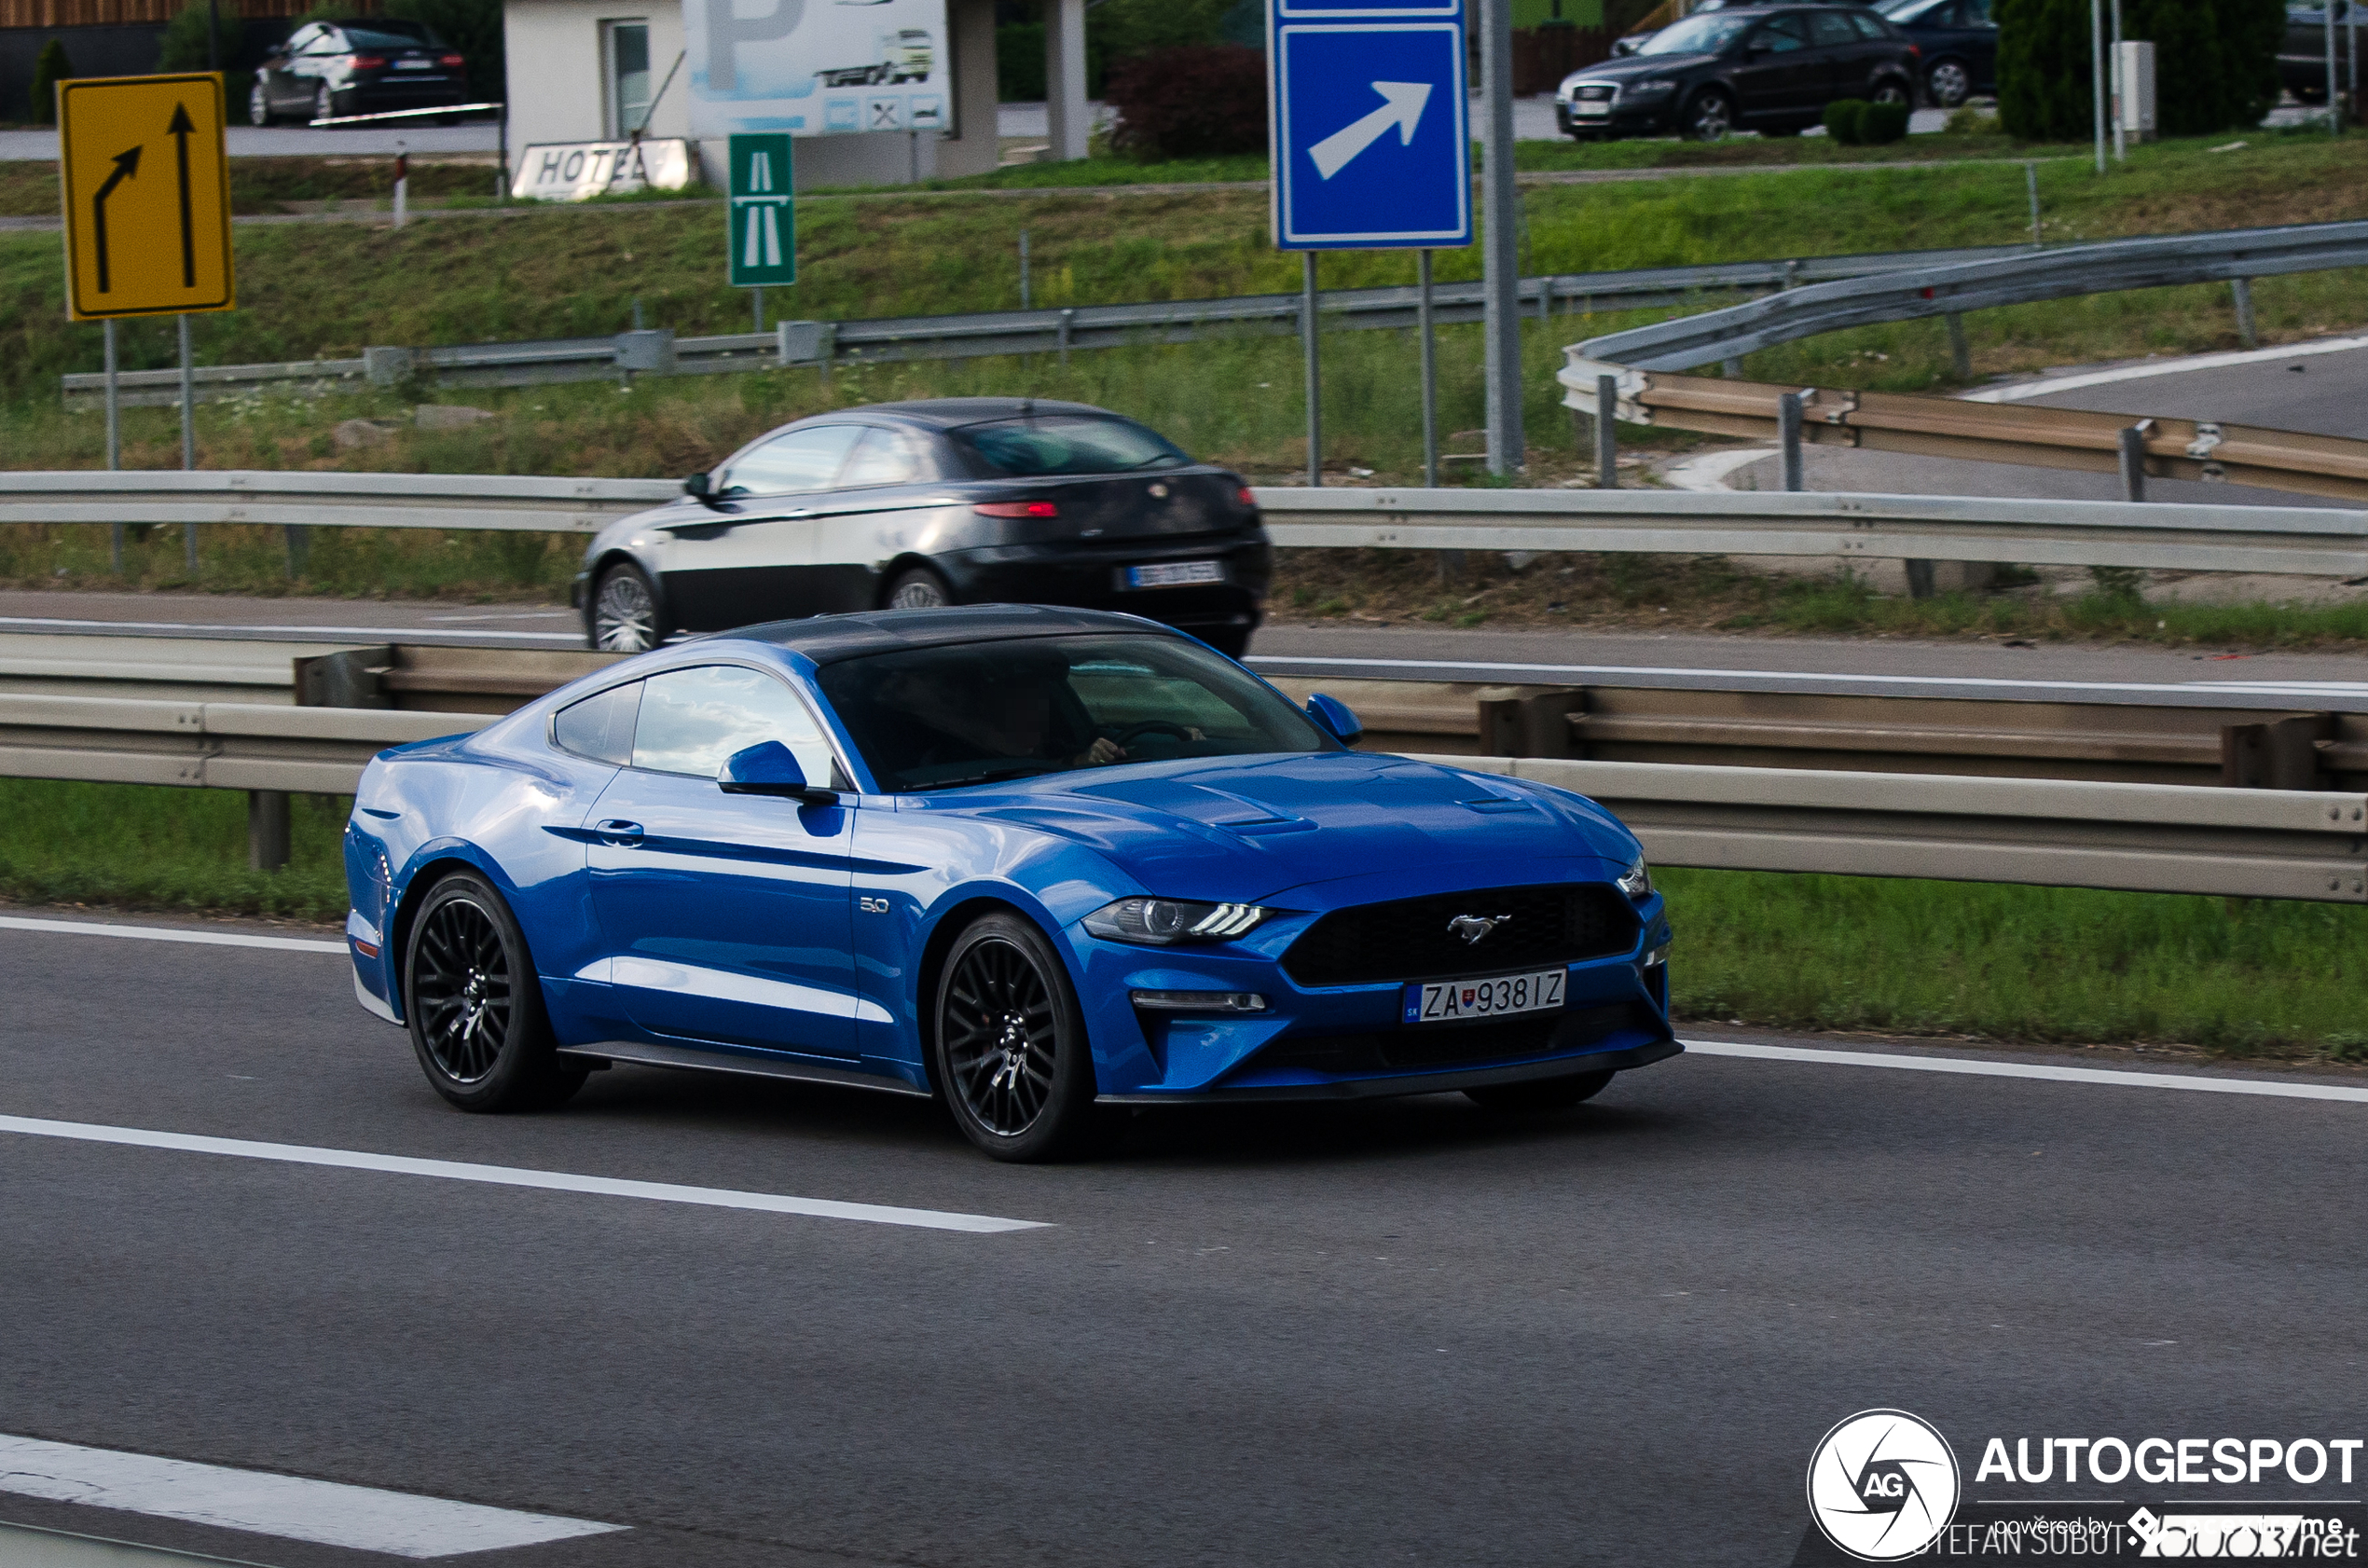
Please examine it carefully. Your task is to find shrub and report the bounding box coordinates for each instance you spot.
[1998,0,2280,139]
[1945,103,2000,133]
[156,0,245,72]
[1105,44,1268,159]
[1822,97,1868,144]
[28,37,71,124]
[1860,99,1910,142]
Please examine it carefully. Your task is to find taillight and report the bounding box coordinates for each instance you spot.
[973,501,1058,518]
[440,52,464,65]
[348,53,387,68]
[1237,486,1257,507]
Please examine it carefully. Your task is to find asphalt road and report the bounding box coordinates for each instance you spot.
[4,913,2365,1566]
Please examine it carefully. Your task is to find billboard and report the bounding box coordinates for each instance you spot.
[684,0,950,140]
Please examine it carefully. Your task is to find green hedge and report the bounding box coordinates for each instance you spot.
[1998,0,2282,139]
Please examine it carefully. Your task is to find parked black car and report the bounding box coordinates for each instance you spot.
[2279,0,2358,101]
[576,400,1272,657]
[1560,4,1920,140]
[1872,0,1994,105]
[1609,0,1870,56]
[249,19,471,126]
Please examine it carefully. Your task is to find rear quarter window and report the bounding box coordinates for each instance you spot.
[552,681,641,765]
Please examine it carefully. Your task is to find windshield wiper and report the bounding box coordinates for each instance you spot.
[932,763,1061,791]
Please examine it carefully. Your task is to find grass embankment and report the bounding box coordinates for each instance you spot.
[1,130,2364,626]
[7,777,2359,1058]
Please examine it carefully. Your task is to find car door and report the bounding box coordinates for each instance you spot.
[658,423,865,630]
[585,662,860,1058]
[1732,13,1816,119]
[1809,8,1874,101]
[266,24,317,112]
[809,424,955,612]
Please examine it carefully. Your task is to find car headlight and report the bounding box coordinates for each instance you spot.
[1628,78,1676,96]
[1082,897,1270,945]
[1617,858,1653,900]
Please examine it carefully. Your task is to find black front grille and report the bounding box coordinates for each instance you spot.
[1281,882,1638,988]
[1575,84,1617,100]
[1249,1002,1661,1077]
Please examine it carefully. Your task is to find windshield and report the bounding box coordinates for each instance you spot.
[954,414,1190,477]
[818,634,1333,793]
[1636,11,1755,51]
[1873,0,1946,17]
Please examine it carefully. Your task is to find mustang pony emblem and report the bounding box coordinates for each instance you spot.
[1447,914,1510,944]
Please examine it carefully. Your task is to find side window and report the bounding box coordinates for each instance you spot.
[1810,11,1860,45]
[838,426,929,488]
[282,23,319,53]
[631,665,836,785]
[1961,0,1993,24]
[719,425,863,496]
[307,26,345,54]
[552,680,642,764]
[1849,11,1892,38]
[1753,15,1810,49]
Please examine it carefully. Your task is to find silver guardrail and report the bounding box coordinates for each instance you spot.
[57,242,2044,407]
[1431,756,2368,903]
[1,685,2359,901]
[5,472,2365,575]
[1566,219,2368,375]
[0,1519,279,1566]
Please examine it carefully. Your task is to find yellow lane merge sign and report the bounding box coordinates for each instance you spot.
[59,72,235,321]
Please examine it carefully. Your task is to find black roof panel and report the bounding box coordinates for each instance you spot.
[726,605,1176,664]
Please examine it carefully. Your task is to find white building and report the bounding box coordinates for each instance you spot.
[500,0,1093,189]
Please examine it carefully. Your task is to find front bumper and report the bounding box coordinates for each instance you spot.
[1556,100,1672,136]
[1099,1036,1681,1104]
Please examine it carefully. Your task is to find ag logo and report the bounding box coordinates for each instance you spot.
[1806,1409,1961,1561]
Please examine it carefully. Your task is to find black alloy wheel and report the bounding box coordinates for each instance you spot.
[1465,1068,1616,1112]
[404,872,586,1111]
[1927,59,1972,107]
[249,80,274,126]
[885,566,953,611]
[591,561,668,652]
[1686,89,1734,141]
[933,913,1101,1161]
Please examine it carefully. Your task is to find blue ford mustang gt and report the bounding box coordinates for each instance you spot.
[343,606,1678,1160]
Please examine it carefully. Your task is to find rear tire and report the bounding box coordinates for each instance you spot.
[590,560,668,652]
[1465,1069,1615,1112]
[931,913,1103,1162]
[885,566,954,611]
[1926,59,1972,107]
[403,872,586,1113]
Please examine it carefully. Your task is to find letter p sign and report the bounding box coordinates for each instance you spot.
[704,0,804,92]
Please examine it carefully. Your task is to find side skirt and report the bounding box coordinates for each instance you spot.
[558,1038,935,1097]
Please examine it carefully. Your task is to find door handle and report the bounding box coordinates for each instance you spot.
[595,818,645,845]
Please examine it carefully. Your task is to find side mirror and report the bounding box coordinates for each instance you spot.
[1305,693,1363,746]
[682,471,727,511]
[718,741,837,805]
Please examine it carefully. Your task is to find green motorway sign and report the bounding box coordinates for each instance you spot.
[728,133,794,288]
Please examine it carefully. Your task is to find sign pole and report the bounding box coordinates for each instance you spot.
[1480,0,1522,476]
[1418,249,1438,488]
[178,312,197,574]
[2090,0,2105,172]
[104,318,122,573]
[2328,0,2341,131]
[752,286,764,332]
[1302,252,1322,488]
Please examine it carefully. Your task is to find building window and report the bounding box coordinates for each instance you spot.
[606,20,652,138]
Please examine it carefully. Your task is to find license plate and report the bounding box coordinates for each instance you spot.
[1403,968,1566,1025]
[395,58,434,68]
[1126,560,1225,589]
[1574,101,1610,117]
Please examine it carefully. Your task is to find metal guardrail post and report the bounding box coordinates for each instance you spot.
[1595,374,1618,488]
[1946,312,1971,379]
[2231,278,2258,348]
[2119,423,2150,502]
[1058,308,1075,367]
[284,525,310,580]
[249,789,292,871]
[1778,392,1805,492]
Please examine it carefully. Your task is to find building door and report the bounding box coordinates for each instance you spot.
[605,20,652,138]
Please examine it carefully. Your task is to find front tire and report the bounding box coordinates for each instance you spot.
[314,82,336,123]
[403,872,586,1112]
[885,565,953,610]
[590,560,668,652]
[1926,59,1971,108]
[1465,1069,1615,1112]
[932,913,1102,1162]
[1684,89,1734,141]
[249,80,274,126]
[1872,79,1911,107]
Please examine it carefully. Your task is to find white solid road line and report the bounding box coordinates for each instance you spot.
[0,614,583,643]
[0,915,345,955]
[1962,333,2368,403]
[0,1434,622,1560]
[1682,1038,2368,1104]
[0,1115,1051,1233]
